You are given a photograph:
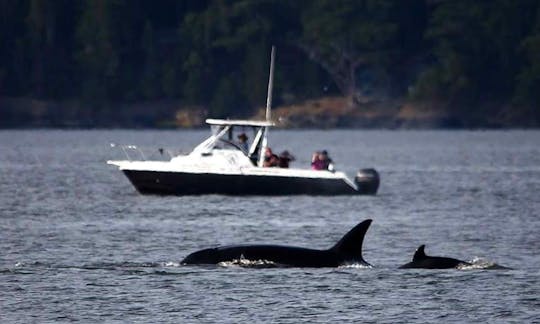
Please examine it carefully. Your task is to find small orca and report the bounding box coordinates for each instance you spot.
[399,244,471,269]
[182,219,372,267]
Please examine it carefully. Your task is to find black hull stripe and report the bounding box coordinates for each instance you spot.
[122,170,378,196]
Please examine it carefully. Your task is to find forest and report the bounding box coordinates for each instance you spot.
[1,0,539,127]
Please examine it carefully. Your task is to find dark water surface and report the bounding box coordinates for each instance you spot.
[1,130,539,323]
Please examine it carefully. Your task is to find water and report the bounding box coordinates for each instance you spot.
[1,129,539,323]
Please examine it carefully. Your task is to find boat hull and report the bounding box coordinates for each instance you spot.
[121,170,378,196]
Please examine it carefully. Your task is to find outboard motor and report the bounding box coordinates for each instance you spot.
[354,168,380,195]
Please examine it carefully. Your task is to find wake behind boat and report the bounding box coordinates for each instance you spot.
[107,47,380,196]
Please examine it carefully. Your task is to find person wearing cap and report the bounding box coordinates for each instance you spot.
[237,133,249,152]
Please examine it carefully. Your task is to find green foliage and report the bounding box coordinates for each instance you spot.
[515,5,540,108]
[414,0,539,107]
[516,34,540,104]
[0,0,539,126]
[140,21,160,99]
[300,0,397,98]
[210,75,245,118]
[300,0,427,103]
[75,0,120,103]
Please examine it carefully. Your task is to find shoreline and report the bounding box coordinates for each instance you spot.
[1,96,537,129]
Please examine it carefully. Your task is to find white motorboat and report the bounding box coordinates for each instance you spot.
[107,47,379,196]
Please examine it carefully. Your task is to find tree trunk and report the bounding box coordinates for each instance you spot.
[297,42,368,110]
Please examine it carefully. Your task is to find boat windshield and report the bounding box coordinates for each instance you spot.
[210,125,256,155]
[191,120,270,166]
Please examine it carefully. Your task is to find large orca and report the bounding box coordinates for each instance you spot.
[182,219,372,267]
[399,244,471,269]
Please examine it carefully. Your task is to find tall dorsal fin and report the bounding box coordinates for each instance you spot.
[330,219,372,264]
[413,244,427,261]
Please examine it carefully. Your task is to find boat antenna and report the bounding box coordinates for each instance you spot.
[265,45,275,121]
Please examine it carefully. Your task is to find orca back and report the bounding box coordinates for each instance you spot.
[182,219,373,267]
[400,244,469,269]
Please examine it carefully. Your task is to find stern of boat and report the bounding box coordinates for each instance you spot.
[354,168,380,195]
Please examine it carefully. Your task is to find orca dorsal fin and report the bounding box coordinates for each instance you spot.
[330,219,372,264]
[413,245,427,261]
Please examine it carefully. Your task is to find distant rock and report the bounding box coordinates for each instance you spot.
[254,96,461,129]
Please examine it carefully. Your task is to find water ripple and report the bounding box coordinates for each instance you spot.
[1,130,539,323]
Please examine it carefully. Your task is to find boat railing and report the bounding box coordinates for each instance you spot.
[109,143,178,161]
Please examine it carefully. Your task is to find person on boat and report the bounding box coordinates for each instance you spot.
[278,150,295,168]
[311,151,326,170]
[311,150,334,171]
[263,147,280,167]
[320,150,334,171]
[237,133,249,151]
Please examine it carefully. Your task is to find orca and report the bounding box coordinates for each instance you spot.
[399,244,471,269]
[182,219,372,267]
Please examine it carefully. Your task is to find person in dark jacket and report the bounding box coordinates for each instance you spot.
[278,150,295,168]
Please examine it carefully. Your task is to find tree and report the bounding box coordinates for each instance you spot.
[75,0,121,103]
[179,0,291,115]
[413,0,538,106]
[515,4,540,106]
[25,0,79,99]
[299,0,400,107]
[0,0,30,96]
[140,20,160,99]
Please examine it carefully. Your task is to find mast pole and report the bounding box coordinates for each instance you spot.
[265,46,275,121]
[258,46,275,167]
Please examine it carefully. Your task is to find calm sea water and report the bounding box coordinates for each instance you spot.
[1,129,539,323]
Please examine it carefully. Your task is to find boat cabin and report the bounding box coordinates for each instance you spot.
[191,119,275,167]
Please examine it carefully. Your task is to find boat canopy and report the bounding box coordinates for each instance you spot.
[206,119,275,127]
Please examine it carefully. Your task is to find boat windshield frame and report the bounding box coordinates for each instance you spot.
[206,119,274,127]
[191,119,274,165]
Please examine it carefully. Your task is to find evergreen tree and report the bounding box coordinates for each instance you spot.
[515,4,540,105]
[75,0,120,103]
[0,0,30,96]
[140,20,159,100]
[413,0,538,108]
[0,0,539,126]
[299,0,400,107]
